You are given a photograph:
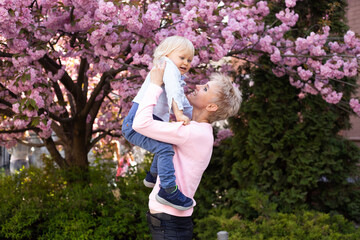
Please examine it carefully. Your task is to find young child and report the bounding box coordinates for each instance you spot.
[122,36,194,210]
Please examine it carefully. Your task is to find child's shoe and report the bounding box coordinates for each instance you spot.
[143,171,157,188]
[155,186,194,211]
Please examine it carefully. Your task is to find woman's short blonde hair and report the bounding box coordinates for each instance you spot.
[208,73,242,123]
[153,36,195,64]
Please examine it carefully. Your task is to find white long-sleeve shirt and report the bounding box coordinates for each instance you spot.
[133,83,214,217]
[132,57,193,121]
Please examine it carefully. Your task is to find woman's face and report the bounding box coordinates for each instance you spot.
[187,81,218,109]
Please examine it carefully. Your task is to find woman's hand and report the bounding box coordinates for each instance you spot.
[150,60,166,86]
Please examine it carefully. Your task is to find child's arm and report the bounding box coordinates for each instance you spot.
[172,99,190,125]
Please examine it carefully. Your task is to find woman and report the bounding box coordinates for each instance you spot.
[130,62,242,240]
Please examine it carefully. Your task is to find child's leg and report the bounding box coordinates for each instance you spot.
[122,103,193,210]
[122,103,176,189]
[149,143,176,190]
[155,143,176,190]
[150,154,158,175]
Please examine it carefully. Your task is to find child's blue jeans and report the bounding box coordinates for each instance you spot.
[122,103,176,189]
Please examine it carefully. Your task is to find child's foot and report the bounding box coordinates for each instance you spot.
[155,186,194,211]
[143,171,157,188]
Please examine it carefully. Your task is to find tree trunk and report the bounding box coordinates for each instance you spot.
[69,116,89,169]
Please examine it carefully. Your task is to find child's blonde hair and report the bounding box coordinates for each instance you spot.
[153,36,195,64]
[208,73,242,123]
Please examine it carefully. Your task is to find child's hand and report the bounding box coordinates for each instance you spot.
[150,60,166,87]
[176,113,191,125]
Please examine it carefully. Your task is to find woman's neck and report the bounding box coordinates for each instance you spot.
[191,109,210,123]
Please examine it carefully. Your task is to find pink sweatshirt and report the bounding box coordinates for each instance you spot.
[133,83,214,217]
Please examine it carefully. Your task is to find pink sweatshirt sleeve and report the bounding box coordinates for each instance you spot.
[133,83,190,145]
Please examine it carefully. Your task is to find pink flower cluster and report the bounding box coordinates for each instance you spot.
[285,0,297,8]
[350,98,360,116]
[276,8,299,27]
[214,129,234,147]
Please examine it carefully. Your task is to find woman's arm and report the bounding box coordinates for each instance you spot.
[132,84,190,146]
[132,63,191,145]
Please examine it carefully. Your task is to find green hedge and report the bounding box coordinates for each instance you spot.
[195,211,360,240]
[0,159,151,240]
[2,159,359,240]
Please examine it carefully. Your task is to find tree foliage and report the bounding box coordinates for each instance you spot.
[1,0,360,169]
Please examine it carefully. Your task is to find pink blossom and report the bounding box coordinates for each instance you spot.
[214,129,234,146]
[256,1,270,17]
[142,2,162,30]
[283,50,301,67]
[191,56,200,67]
[289,77,304,88]
[269,24,290,41]
[309,46,326,56]
[298,92,305,99]
[314,79,325,91]
[14,119,28,129]
[276,8,298,27]
[30,90,45,109]
[258,35,273,53]
[273,67,286,77]
[302,83,318,95]
[243,0,255,5]
[344,30,357,48]
[139,69,147,79]
[38,120,52,139]
[285,0,297,8]
[297,67,312,81]
[324,91,342,104]
[270,47,282,63]
[350,98,360,116]
[295,37,309,53]
[12,103,20,114]
[343,59,358,77]
[28,49,46,61]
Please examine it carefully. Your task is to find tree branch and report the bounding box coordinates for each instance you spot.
[51,80,70,119]
[16,138,63,148]
[88,132,108,152]
[43,137,68,168]
[0,127,37,134]
[0,98,13,108]
[0,83,18,99]
[76,57,89,94]
[0,51,13,58]
[81,67,126,118]
[38,55,79,100]
[88,130,121,152]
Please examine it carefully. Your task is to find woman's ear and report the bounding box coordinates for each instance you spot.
[206,103,218,112]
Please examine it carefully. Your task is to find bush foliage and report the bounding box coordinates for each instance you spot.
[195,211,360,240]
[0,158,151,240]
[1,159,359,239]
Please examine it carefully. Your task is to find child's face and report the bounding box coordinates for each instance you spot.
[166,49,193,75]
